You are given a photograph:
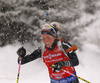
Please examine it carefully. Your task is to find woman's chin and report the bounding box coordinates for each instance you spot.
[46,45,51,48]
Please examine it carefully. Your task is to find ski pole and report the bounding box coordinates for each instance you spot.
[63,70,91,83]
[51,65,91,83]
[16,57,22,83]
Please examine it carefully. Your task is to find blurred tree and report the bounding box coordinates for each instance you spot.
[0,0,99,49]
[85,0,96,14]
[0,15,38,46]
[0,1,14,12]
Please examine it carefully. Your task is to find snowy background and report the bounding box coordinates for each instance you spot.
[0,42,100,83]
[0,0,100,83]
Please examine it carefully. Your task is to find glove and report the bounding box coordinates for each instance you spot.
[17,47,26,57]
[51,61,65,73]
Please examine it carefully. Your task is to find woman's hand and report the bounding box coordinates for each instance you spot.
[51,61,65,73]
[17,47,26,57]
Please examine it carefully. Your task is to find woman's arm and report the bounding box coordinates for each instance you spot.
[61,41,79,66]
[18,47,41,65]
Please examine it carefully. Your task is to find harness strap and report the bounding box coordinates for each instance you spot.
[57,41,69,58]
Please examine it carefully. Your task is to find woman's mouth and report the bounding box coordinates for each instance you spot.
[46,42,49,46]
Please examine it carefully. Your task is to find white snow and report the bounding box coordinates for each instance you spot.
[0,42,100,83]
[76,43,100,83]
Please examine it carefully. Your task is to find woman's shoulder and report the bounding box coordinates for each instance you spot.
[60,39,72,48]
[56,39,72,51]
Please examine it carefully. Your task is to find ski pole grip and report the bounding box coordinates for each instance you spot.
[50,65,56,73]
[66,45,78,53]
[19,57,22,61]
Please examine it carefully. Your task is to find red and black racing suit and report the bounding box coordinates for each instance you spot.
[18,40,79,83]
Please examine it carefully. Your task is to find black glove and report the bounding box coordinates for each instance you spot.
[51,61,65,73]
[17,47,26,57]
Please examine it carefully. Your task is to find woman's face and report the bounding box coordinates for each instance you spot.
[41,34,55,48]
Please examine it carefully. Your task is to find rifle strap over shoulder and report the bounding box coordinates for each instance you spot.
[57,41,69,58]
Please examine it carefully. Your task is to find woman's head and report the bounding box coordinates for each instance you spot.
[41,34,56,48]
[41,22,62,47]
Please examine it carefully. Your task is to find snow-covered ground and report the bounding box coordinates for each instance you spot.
[76,43,100,83]
[0,42,100,83]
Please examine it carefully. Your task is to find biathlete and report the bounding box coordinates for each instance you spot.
[17,22,79,83]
